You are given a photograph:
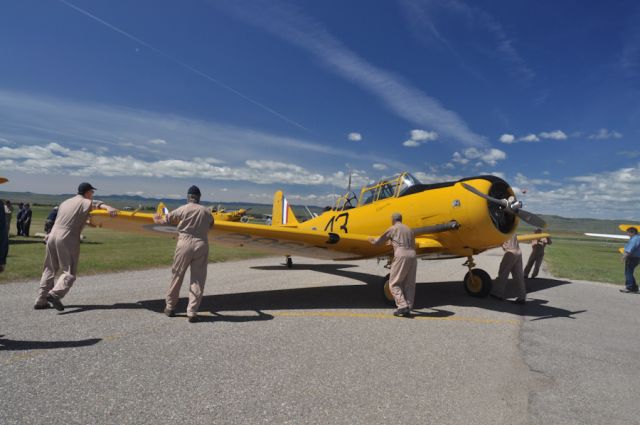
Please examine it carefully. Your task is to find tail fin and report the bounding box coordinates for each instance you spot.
[272,191,299,227]
[156,202,169,218]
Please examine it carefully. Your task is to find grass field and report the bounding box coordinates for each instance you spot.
[1,206,631,286]
[543,233,626,285]
[1,205,268,283]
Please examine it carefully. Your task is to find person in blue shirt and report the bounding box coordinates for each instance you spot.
[621,227,640,293]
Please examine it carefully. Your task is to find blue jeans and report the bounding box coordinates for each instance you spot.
[624,256,640,291]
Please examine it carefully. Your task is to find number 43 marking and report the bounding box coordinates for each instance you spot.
[324,212,349,233]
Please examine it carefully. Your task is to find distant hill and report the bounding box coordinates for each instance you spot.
[0,190,322,220]
[0,190,632,234]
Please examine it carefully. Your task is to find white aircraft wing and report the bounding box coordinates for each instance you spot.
[584,233,630,240]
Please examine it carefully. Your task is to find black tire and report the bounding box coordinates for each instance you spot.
[463,269,492,297]
[381,273,395,305]
[286,257,293,269]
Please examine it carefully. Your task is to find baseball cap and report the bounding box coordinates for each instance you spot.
[77,182,97,195]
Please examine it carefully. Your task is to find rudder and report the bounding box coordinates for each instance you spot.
[272,191,299,227]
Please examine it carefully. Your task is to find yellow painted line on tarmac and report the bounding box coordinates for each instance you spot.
[271,311,519,326]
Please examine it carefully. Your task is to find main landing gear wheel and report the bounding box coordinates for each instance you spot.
[463,269,492,297]
[286,256,293,269]
[381,273,395,306]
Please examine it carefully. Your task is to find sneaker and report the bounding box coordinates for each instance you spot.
[619,288,639,294]
[187,315,199,323]
[164,308,175,317]
[393,307,411,317]
[511,298,526,305]
[33,303,50,310]
[46,294,64,311]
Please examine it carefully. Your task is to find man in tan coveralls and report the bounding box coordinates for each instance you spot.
[153,185,213,323]
[368,213,417,317]
[491,233,527,304]
[524,228,551,279]
[34,182,118,311]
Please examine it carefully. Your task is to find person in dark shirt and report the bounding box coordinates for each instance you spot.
[0,200,7,272]
[44,206,59,234]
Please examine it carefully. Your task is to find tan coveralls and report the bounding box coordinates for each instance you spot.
[165,203,213,317]
[492,234,526,300]
[524,237,550,278]
[373,222,418,309]
[35,195,100,305]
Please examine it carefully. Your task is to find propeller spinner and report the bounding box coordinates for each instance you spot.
[461,182,546,229]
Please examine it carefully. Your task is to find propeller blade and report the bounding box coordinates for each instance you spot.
[516,209,546,229]
[460,183,508,207]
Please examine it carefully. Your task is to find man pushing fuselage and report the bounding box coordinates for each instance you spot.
[368,213,417,317]
[35,183,118,310]
[153,185,213,323]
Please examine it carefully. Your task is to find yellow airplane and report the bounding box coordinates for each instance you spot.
[90,172,548,302]
[211,206,250,222]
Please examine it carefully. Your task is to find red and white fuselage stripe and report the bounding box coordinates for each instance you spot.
[282,197,289,225]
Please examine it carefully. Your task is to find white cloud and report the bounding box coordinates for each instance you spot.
[588,128,623,140]
[519,134,540,142]
[372,163,387,170]
[216,1,486,147]
[0,142,371,187]
[519,165,640,220]
[403,129,438,147]
[147,138,167,145]
[410,129,438,141]
[499,134,515,144]
[399,0,534,84]
[348,132,362,141]
[539,130,567,140]
[403,139,421,148]
[453,147,506,167]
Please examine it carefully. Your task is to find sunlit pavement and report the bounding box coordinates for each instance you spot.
[1,245,638,425]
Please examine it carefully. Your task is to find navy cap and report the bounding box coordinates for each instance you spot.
[187,185,201,197]
[77,182,97,195]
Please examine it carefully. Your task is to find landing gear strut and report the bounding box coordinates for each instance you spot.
[462,256,492,297]
[286,256,293,269]
[380,257,395,305]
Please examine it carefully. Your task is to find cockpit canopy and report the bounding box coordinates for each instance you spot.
[332,172,422,211]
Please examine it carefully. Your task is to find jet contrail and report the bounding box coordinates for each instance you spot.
[58,0,310,132]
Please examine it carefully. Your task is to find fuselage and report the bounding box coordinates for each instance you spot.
[296,175,518,259]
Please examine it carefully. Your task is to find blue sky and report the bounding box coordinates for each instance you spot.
[1,0,639,219]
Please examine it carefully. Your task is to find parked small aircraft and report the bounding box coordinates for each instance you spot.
[585,224,639,253]
[90,173,548,301]
[211,206,250,222]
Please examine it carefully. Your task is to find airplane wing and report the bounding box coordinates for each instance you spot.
[517,232,551,243]
[89,209,400,260]
[584,233,630,240]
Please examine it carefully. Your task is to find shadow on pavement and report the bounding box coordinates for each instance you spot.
[0,335,101,351]
[60,263,584,321]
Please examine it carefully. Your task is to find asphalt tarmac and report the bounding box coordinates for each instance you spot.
[1,245,639,425]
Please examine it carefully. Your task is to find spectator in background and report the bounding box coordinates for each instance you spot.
[21,203,32,237]
[44,206,59,234]
[4,200,12,238]
[0,199,7,272]
[16,202,25,236]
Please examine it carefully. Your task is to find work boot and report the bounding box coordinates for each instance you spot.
[33,302,50,310]
[187,315,199,323]
[619,288,639,294]
[164,308,175,317]
[46,294,64,311]
[393,307,410,317]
